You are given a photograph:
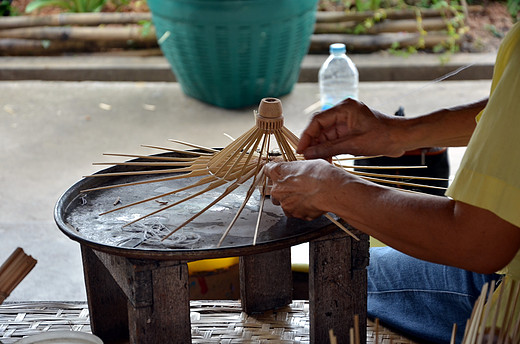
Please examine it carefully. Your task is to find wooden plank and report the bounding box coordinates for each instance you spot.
[309,228,369,344]
[240,248,293,314]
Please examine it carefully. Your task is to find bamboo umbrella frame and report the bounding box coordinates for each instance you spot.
[83,98,447,246]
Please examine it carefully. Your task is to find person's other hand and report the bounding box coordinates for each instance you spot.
[297,98,405,160]
[264,159,347,221]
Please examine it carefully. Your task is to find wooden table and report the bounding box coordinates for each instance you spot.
[55,155,369,344]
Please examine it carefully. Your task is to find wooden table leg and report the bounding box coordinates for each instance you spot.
[81,246,129,343]
[81,247,191,344]
[239,248,292,314]
[126,260,190,344]
[309,228,369,344]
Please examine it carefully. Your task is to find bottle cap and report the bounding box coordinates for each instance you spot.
[330,43,346,54]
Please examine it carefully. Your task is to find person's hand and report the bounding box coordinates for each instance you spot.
[264,159,348,221]
[297,98,405,160]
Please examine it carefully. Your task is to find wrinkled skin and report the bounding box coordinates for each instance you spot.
[265,159,342,220]
[297,98,405,159]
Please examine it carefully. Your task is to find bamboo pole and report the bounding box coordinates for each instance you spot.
[0,29,450,55]
[367,17,450,34]
[315,5,482,23]
[0,12,152,30]
[0,248,37,304]
[310,32,455,53]
[315,17,450,34]
[0,26,156,42]
[0,6,480,30]
[0,38,155,56]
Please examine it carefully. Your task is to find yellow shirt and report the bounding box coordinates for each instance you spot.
[446,22,520,336]
[446,21,520,279]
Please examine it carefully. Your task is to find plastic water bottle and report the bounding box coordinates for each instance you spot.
[319,43,359,110]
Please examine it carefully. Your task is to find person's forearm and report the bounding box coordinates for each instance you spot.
[320,172,519,274]
[393,98,487,151]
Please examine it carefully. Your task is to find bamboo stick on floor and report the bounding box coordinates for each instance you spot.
[0,248,37,305]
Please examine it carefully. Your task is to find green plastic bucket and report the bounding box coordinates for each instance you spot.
[148,0,318,108]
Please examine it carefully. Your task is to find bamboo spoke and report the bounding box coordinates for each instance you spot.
[206,127,258,168]
[335,163,428,170]
[93,161,195,167]
[81,167,210,193]
[103,153,198,161]
[253,139,272,246]
[357,174,447,191]
[274,130,297,162]
[335,155,384,161]
[236,133,265,179]
[325,214,359,241]
[162,167,258,240]
[210,129,263,178]
[217,166,267,247]
[281,127,300,148]
[99,174,220,216]
[168,139,219,153]
[112,164,256,226]
[141,144,212,156]
[349,170,449,182]
[216,135,270,246]
[121,178,230,228]
[83,167,195,178]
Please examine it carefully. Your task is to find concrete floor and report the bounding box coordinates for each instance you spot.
[0,78,491,301]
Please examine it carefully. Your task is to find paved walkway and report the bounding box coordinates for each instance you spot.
[0,52,496,82]
[1,76,491,301]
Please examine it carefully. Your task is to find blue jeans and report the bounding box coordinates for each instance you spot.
[367,247,499,344]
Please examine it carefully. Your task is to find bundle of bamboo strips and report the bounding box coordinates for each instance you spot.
[0,248,37,304]
[329,314,363,344]
[453,279,520,344]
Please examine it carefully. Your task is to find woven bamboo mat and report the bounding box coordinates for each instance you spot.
[0,301,419,343]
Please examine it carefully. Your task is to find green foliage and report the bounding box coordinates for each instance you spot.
[485,24,505,38]
[0,0,13,15]
[138,19,152,37]
[387,41,418,56]
[25,0,107,13]
[506,0,519,21]
[107,0,131,8]
[384,0,467,59]
[354,0,382,12]
[24,0,139,13]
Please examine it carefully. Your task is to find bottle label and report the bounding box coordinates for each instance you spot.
[321,95,357,111]
[321,103,334,111]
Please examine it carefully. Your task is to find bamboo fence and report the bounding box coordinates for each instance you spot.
[0,6,480,55]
